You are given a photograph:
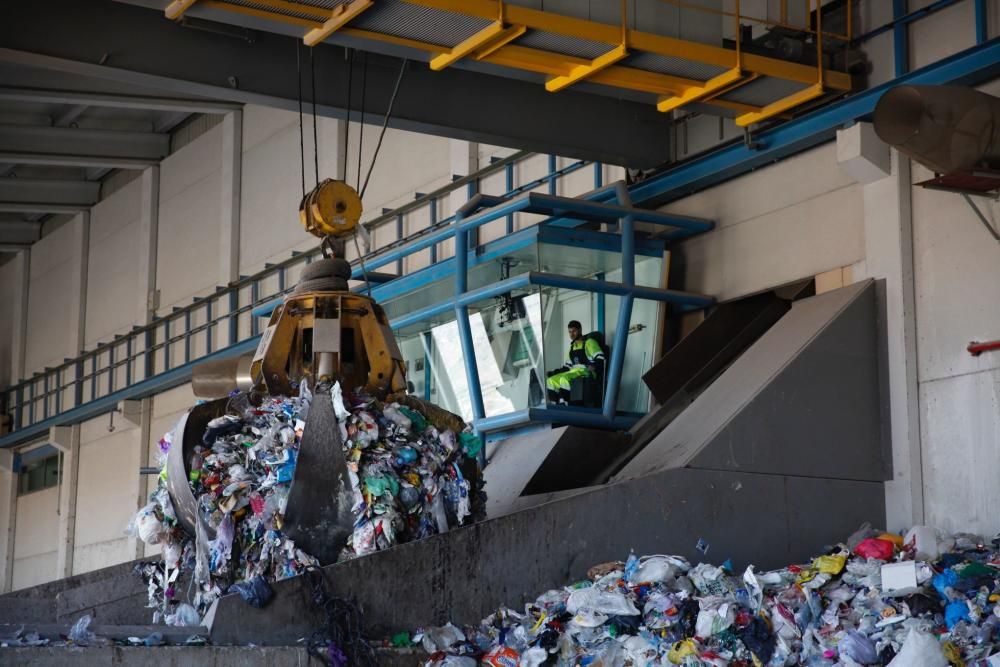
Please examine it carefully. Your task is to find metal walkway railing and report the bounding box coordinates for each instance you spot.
[0,151,601,444]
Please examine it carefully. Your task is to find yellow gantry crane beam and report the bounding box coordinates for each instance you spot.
[165,0,851,125]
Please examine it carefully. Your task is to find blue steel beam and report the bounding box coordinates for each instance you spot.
[616,38,1000,211]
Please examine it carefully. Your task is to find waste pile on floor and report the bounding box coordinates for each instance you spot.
[417,525,1000,666]
[129,383,483,629]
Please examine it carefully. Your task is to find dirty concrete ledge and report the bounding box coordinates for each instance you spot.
[0,646,427,666]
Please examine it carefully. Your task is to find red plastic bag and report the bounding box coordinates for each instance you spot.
[853,537,895,560]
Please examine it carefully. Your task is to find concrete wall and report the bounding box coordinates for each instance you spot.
[12,483,58,590]
[85,177,144,349]
[666,142,865,301]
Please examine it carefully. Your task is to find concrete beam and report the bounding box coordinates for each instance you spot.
[0,202,89,214]
[9,249,29,386]
[0,86,240,114]
[0,221,41,245]
[0,178,99,205]
[52,104,88,127]
[0,124,169,161]
[0,0,673,167]
[0,152,157,170]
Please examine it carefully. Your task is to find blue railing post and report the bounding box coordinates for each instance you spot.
[13,386,23,431]
[205,301,213,355]
[505,163,514,234]
[453,201,486,427]
[228,290,238,346]
[593,162,603,188]
[251,281,260,336]
[596,272,606,333]
[429,197,438,264]
[163,320,171,372]
[108,345,116,393]
[975,0,987,43]
[548,155,557,194]
[74,359,84,408]
[893,0,909,76]
[184,312,191,364]
[42,374,49,420]
[396,213,404,275]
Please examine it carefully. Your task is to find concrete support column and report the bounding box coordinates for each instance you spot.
[861,149,924,531]
[0,450,17,593]
[121,399,150,560]
[69,213,90,357]
[9,249,30,387]
[137,166,160,328]
[218,110,242,350]
[51,425,80,579]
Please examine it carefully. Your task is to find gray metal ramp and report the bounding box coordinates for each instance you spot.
[616,280,890,483]
[485,426,628,517]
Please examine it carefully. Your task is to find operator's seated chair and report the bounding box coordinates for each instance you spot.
[568,353,608,408]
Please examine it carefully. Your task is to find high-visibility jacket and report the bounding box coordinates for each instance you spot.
[558,336,605,371]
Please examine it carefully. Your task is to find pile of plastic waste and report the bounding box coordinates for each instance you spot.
[417,525,1000,666]
[129,383,483,626]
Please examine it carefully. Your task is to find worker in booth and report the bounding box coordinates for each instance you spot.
[546,320,606,405]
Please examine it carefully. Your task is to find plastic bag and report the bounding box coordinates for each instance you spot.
[887,629,948,667]
[166,602,201,627]
[854,537,895,561]
[695,598,735,637]
[421,623,465,653]
[68,614,95,644]
[230,575,274,608]
[330,381,350,420]
[626,555,687,583]
[566,587,640,617]
[132,503,166,546]
[839,630,878,664]
[520,647,548,667]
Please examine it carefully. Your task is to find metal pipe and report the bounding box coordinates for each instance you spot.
[968,339,1000,356]
[873,85,1000,174]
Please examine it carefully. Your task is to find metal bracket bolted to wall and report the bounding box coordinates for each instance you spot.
[961,194,1000,242]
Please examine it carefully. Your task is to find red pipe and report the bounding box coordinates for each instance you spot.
[968,340,1000,356]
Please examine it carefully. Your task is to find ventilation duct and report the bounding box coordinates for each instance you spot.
[873,85,1000,174]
